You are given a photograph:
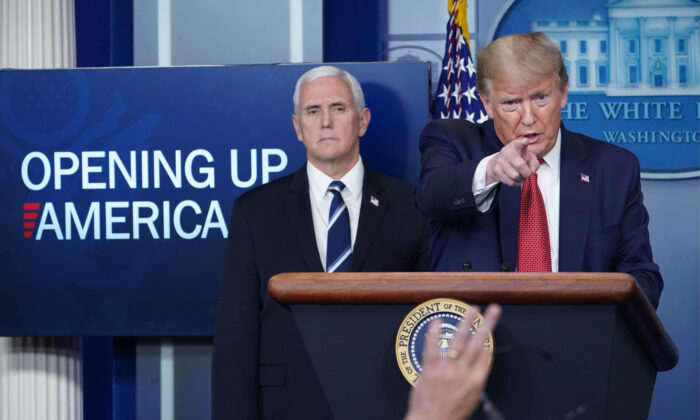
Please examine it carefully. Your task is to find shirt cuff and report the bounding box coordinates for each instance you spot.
[472,153,500,212]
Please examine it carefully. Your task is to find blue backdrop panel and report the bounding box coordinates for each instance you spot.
[0,62,430,335]
[563,95,699,175]
[493,0,700,178]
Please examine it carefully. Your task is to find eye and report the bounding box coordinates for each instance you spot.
[332,105,345,112]
[533,94,550,105]
[501,101,518,111]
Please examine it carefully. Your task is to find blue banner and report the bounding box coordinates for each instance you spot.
[564,94,699,176]
[0,63,429,335]
[493,0,700,178]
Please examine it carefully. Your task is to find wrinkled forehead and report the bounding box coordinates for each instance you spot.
[299,76,354,103]
[485,70,559,95]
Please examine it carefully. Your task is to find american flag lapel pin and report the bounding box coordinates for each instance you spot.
[580,173,590,183]
[370,195,379,207]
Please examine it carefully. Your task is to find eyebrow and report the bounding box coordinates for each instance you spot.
[303,101,348,111]
[497,95,519,103]
[529,86,551,97]
[303,104,321,112]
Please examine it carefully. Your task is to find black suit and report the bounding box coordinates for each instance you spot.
[212,163,429,420]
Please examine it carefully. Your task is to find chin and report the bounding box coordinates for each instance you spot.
[531,146,546,157]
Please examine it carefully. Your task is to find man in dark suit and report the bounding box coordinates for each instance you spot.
[415,32,662,308]
[212,66,429,419]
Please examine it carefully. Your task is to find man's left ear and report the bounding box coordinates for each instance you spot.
[559,84,569,110]
[359,108,371,137]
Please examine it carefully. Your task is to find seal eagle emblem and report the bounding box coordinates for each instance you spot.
[395,298,494,386]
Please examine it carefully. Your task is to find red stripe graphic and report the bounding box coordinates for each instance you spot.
[23,203,41,239]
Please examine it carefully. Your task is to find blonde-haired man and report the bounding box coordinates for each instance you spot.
[416,32,662,308]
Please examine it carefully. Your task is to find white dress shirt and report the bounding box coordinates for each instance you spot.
[471,130,562,271]
[307,159,364,271]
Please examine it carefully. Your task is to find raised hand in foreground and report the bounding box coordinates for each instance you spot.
[404,304,502,420]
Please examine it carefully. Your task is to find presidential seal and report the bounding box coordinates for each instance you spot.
[395,298,494,386]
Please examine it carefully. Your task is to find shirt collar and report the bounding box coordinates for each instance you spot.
[539,129,561,176]
[307,158,364,201]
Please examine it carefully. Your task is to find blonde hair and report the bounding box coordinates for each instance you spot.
[476,32,568,95]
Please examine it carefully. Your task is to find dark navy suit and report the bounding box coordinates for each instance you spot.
[415,119,662,308]
[212,163,429,420]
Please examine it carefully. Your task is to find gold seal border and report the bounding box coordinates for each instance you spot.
[394,297,494,387]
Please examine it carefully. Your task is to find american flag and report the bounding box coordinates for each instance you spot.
[433,0,488,123]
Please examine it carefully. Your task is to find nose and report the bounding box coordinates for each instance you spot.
[520,102,536,126]
[321,108,332,128]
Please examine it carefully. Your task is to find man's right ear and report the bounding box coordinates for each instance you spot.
[479,93,493,119]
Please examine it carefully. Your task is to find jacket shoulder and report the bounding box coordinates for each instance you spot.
[365,168,418,202]
[568,129,640,166]
[234,172,298,205]
[422,118,493,137]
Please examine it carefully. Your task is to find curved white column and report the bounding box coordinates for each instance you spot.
[0,338,83,420]
[0,1,82,420]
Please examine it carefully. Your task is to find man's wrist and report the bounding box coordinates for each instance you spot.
[473,153,498,194]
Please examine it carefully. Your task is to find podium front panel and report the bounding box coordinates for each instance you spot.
[290,304,656,420]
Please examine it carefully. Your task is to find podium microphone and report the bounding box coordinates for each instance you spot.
[499,262,512,272]
[462,260,472,272]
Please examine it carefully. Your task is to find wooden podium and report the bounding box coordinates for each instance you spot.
[268,272,677,420]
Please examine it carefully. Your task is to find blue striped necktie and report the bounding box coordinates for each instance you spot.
[326,181,351,272]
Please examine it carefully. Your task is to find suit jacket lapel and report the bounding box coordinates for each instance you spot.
[484,125,519,269]
[483,122,503,156]
[348,167,388,271]
[284,165,324,272]
[558,127,593,272]
[498,184,520,270]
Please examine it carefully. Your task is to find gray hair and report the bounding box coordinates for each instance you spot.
[293,65,366,114]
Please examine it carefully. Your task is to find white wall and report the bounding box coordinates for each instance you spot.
[134,0,322,66]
